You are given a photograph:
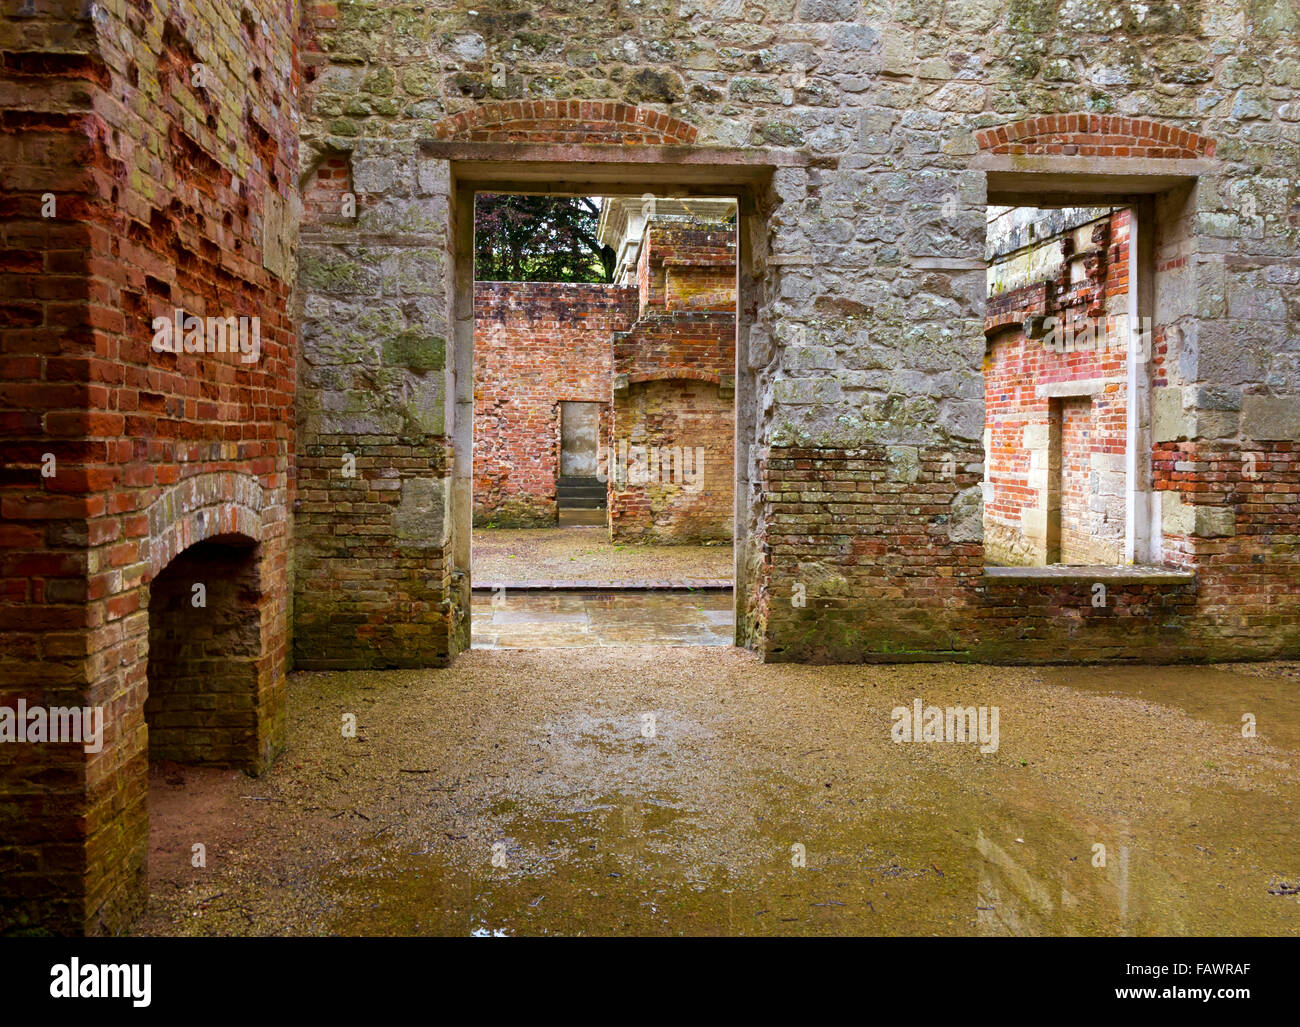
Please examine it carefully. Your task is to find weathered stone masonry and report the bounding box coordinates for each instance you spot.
[293,0,1300,673]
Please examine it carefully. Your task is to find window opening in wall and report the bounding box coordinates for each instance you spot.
[983,203,1144,569]
[469,192,738,649]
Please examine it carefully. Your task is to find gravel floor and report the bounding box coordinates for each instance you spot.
[472,527,733,584]
[138,652,1300,936]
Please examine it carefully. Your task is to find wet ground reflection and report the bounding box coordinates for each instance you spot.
[141,652,1300,936]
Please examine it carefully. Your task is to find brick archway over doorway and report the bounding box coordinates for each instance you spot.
[95,474,283,936]
[429,101,701,145]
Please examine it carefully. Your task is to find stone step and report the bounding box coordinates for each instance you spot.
[558,508,606,526]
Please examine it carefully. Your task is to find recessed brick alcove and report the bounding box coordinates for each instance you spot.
[146,537,267,769]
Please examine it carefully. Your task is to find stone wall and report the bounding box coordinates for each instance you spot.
[298,0,1300,668]
[473,280,635,525]
[294,107,456,670]
[0,0,297,935]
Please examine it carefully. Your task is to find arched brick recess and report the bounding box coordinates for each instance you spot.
[77,472,286,935]
[144,471,267,578]
[626,368,722,387]
[976,115,1216,159]
[430,101,701,145]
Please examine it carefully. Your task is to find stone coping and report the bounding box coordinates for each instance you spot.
[985,565,1196,585]
[473,579,733,592]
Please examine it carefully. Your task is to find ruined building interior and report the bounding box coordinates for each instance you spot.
[0,0,1298,943]
[473,196,737,541]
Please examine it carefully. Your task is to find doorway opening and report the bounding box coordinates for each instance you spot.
[468,191,738,649]
[145,536,265,891]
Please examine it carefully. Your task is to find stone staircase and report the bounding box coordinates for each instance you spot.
[557,476,606,526]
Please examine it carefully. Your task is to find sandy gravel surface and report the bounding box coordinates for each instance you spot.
[140,652,1300,936]
[472,527,733,584]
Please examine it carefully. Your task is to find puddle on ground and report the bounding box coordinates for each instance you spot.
[142,655,1300,937]
[1039,663,1300,750]
[320,668,1300,935]
[472,590,733,649]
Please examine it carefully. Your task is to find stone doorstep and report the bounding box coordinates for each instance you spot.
[472,580,734,591]
[984,565,1197,585]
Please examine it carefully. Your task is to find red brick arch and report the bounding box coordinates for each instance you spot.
[430,101,700,145]
[145,471,266,577]
[627,368,722,386]
[976,115,1215,159]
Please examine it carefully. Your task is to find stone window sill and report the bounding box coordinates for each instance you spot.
[984,565,1196,585]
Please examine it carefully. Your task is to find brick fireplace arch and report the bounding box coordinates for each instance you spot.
[84,472,286,933]
[145,471,268,578]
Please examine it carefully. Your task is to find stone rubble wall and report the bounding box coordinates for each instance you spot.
[298,0,1300,667]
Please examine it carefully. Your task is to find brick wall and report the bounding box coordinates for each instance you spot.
[608,378,734,542]
[610,308,735,541]
[302,153,353,224]
[754,440,1300,664]
[984,209,1130,566]
[753,446,985,661]
[472,281,635,525]
[0,1,297,935]
[293,437,455,668]
[637,219,736,314]
[472,214,736,538]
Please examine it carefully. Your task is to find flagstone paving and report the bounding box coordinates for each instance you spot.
[471,526,733,586]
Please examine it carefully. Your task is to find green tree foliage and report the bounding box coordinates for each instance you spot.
[475,194,615,283]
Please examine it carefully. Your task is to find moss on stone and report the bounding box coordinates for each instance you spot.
[383,332,445,375]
